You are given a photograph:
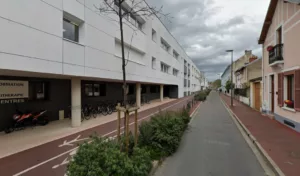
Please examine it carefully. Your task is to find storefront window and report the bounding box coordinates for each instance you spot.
[29,82,48,100]
[94,84,100,96]
[85,84,93,97]
[85,83,106,97]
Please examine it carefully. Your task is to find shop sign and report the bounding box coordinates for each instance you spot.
[0,80,28,104]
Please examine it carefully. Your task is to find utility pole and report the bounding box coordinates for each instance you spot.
[226,50,234,107]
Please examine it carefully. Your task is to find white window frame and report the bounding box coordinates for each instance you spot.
[161,62,169,73]
[152,29,157,42]
[152,57,156,69]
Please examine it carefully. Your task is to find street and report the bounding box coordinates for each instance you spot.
[154,91,266,176]
[0,96,193,176]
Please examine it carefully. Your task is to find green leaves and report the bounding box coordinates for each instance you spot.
[67,109,191,176]
[67,136,152,176]
[138,110,190,160]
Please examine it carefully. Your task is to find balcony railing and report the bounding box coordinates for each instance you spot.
[269,44,284,65]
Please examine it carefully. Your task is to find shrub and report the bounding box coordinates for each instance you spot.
[195,91,207,101]
[205,89,211,95]
[67,136,152,176]
[138,110,190,160]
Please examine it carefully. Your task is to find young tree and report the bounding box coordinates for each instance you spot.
[97,0,169,107]
[96,0,169,151]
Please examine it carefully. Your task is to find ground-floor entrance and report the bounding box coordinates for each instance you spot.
[0,75,178,131]
[254,82,261,111]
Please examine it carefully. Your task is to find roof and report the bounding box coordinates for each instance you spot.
[221,65,231,78]
[235,58,262,73]
[258,0,278,44]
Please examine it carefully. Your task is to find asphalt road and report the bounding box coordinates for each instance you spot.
[0,96,193,176]
[154,91,266,176]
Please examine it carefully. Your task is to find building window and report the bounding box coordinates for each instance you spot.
[173,69,178,76]
[152,57,156,69]
[85,84,93,97]
[284,74,294,108]
[161,62,169,73]
[173,50,179,59]
[29,82,49,100]
[161,38,170,52]
[276,26,282,44]
[152,29,157,42]
[63,18,79,42]
[94,84,100,96]
[84,83,106,97]
[115,1,144,31]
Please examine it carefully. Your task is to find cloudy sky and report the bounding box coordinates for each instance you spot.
[146,0,270,81]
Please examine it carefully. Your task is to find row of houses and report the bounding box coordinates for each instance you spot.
[221,0,300,133]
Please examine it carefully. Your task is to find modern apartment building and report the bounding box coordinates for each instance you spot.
[0,0,205,131]
[259,0,300,132]
[221,65,231,93]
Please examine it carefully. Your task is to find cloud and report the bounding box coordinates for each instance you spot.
[146,0,270,81]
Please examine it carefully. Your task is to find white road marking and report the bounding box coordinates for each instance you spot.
[13,97,191,176]
[59,135,89,147]
[53,136,117,170]
[52,158,69,169]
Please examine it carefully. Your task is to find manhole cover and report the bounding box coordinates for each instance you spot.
[290,151,300,159]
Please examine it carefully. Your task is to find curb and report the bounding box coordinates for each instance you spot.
[220,98,285,176]
[149,159,165,176]
[189,102,201,117]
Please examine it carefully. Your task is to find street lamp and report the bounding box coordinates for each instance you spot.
[226,50,234,107]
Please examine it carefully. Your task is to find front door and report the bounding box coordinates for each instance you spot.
[254,82,261,111]
[271,75,275,113]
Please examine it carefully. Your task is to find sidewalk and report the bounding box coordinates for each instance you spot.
[0,98,175,159]
[221,94,300,176]
[0,96,195,176]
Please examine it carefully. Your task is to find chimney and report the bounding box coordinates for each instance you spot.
[245,50,252,56]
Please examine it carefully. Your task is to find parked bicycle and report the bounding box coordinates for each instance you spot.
[82,104,97,120]
[141,95,150,106]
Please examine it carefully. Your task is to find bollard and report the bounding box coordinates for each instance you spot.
[134,109,138,146]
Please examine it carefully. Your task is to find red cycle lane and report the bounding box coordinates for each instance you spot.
[0,96,193,176]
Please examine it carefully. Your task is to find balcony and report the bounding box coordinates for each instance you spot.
[269,44,284,66]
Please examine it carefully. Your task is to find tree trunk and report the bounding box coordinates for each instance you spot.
[118,0,128,133]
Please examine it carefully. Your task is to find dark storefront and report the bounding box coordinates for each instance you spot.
[0,76,71,131]
[81,81,163,106]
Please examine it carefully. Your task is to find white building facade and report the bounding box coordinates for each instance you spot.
[221,65,231,93]
[0,0,205,130]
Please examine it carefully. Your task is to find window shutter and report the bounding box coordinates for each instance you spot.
[295,69,300,111]
[278,73,284,107]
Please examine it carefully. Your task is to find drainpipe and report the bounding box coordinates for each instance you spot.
[262,44,265,113]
